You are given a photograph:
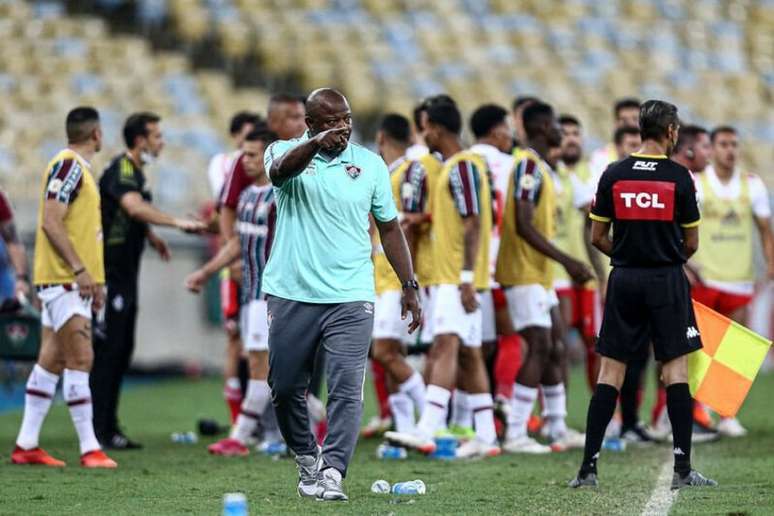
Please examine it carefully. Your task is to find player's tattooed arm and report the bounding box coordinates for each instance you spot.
[0,220,19,244]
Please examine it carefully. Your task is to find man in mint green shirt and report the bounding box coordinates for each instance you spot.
[263,89,420,502]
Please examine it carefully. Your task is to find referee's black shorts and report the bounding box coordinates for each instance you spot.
[596,265,702,364]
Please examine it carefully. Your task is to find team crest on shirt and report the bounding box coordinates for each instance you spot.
[519,174,536,190]
[345,165,362,179]
[48,178,63,194]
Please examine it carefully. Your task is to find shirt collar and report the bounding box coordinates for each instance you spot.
[66,147,91,168]
[469,143,499,161]
[388,156,407,173]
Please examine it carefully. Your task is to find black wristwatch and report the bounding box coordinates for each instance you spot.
[401,279,419,291]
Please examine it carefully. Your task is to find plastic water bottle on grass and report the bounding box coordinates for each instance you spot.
[371,480,391,493]
[377,443,407,459]
[391,479,426,495]
[223,493,248,516]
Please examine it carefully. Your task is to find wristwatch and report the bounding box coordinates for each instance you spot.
[401,279,419,291]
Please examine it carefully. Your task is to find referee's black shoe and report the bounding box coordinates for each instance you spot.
[101,431,143,450]
[671,470,717,490]
[568,472,598,488]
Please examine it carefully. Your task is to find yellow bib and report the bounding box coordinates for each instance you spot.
[496,149,555,289]
[33,149,105,285]
[694,172,754,283]
[552,162,595,287]
[429,150,491,290]
[412,154,443,287]
[373,158,408,294]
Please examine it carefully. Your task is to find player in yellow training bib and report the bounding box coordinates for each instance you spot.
[386,99,501,459]
[12,107,117,469]
[496,102,593,454]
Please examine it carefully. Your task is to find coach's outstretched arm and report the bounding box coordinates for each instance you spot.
[376,218,422,333]
[269,126,349,186]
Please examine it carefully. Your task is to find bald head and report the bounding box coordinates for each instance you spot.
[305,88,352,156]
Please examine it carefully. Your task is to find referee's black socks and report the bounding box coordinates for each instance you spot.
[580,383,619,476]
[666,383,693,476]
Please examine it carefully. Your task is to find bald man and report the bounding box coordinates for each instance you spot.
[263,89,421,501]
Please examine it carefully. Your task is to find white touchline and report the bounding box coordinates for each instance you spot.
[641,452,678,516]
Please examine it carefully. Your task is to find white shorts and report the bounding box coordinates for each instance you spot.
[373,290,409,341]
[431,283,482,347]
[505,284,559,332]
[480,290,497,343]
[240,299,269,352]
[38,285,93,332]
[420,286,436,344]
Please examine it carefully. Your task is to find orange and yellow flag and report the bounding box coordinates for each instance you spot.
[688,301,772,418]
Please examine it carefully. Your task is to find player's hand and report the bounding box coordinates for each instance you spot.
[564,259,594,286]
[92,284,105,312]
[75,268,96,301]
[175,218,207,234]
[460,282,479,313]
[313,126,350,152]
[184,270,207,294]
[401,287,422,334]
[14,277,30,300]
[148,231,171,262]
[400,213,426,232]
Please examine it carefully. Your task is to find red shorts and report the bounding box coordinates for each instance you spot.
[556,286,598,338]
[492,287,507,310]
[691,284,752,317]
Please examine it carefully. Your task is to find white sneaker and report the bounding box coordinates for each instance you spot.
[549,428,585,452]
[716,417,747,438]
[455,439,501,459]
[384,430,436,454]
[360,415,392,438]
[502,436,552,454]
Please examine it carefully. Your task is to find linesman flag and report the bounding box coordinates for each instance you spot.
[688,301,772,418]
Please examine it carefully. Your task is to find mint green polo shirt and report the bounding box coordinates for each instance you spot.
[262,132,398,303]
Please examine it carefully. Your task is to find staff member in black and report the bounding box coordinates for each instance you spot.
[91,112,205,449]
[570,100,717,489]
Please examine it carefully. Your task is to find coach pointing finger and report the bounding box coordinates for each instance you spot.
[263,88,420,502]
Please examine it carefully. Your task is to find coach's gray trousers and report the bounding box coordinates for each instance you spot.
[266,295,374,477]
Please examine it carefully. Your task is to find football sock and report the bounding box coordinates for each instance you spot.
[388,393,415,433]
[371,360,391,420]
[652,385,667,426]
[469,393,497,445]
[224,377,242,424]
[16,364,58,450]
[667,383,693,476]
[451,390,472,430]
[231,380,270,444]
[417,385,451,438]
[507,384,538,440]
[398,371,426,413]
[63,369,100,454]
[580,383,619,475]
[541,383,568,438]
[494,334,521,399]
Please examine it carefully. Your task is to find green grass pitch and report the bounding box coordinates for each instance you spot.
[1,367,773,515]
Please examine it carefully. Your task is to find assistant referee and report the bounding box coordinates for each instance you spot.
[570,100,717,490]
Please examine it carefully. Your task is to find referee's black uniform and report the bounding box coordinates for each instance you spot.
[91,154,150,448]
[592,155,702,364]
[571,100,716,490]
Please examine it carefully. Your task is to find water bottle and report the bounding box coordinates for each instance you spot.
[430,436,457,460]
[377,443,407,460]
[222,493,248,516]
[391,479,426,495]
[371,480,391,494]
[171,431,198,444]
[602,437,626,452]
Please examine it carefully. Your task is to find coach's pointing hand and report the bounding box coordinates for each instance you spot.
[401,285,422,334]
[314,126,350,152]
